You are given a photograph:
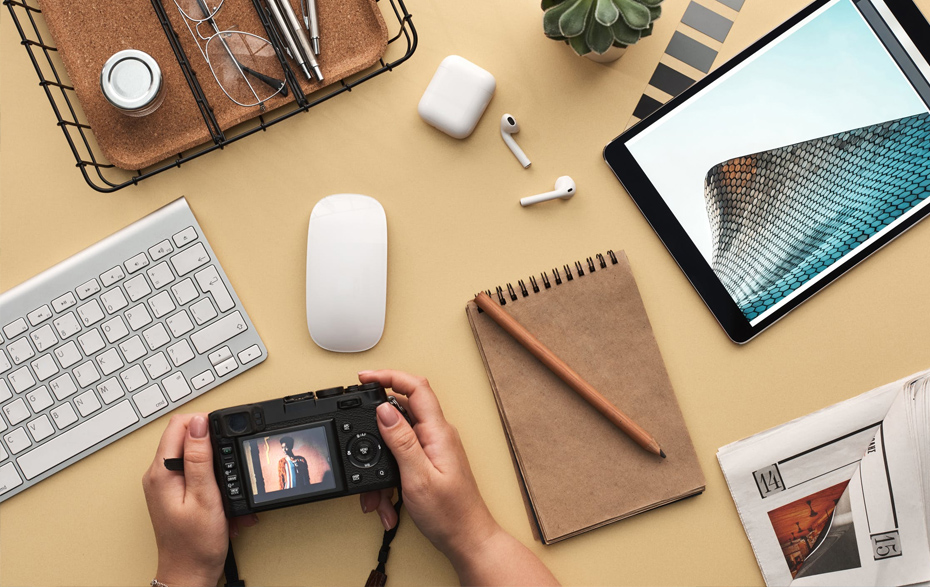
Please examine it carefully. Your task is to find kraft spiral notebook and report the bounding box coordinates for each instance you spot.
[465,250,705,544]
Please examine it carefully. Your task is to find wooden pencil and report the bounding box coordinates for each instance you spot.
[474,291,666,458]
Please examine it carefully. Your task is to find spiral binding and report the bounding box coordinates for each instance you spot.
[480,250,619,309]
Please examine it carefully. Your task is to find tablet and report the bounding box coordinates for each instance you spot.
[604,0,930,343]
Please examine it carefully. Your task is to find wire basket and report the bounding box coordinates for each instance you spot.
[3,0,417,193]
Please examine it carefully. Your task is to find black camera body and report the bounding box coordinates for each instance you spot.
[209,383,400,518]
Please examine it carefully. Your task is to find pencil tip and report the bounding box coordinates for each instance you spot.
[660,449,666,459]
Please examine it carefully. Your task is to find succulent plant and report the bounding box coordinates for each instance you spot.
[542,0,663,57]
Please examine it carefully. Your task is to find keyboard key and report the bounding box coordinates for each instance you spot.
[51,403,78,430]
[26,386,53,413]
[166,311,194,338]
[172,226,198,247]
[26,415,54,442]
[101,316,130,344]
[100,266,126,287]
[190,311,247,354]
[30,324,58,353]
[51,292,77,313]
[75,390,102,417]
[0,444,7,461]
[125,304,153,331]
[215,357,238,377]
[0,380,12,403]
[144,353,171,379]
[147,262,175,289]
[73,361,101,388]
[238,345,262,365]
[9,367,36,394]
[95,348,124,376]
[49,373,78,401]
[0,350,10,374]
[54,341,82,369]
[149,240,174,260]
[171,278,199,306]
[0,462,23,495]
[78,329,106,356]
[195,266,235,312]
[190,298,217,326]
[3,319,28,339]
[3,399,30,425]
[124,275,152,302]
[191,370,215,390]
[143,323,171,350]
[5,428,31,454]
[208,346,232,366]
[0,416,5,434]
[162,372,192,402]
[119,336,147,363]
[120,364,147,392]
[30,354,58,382]
[76,279,101,300]
[77,300,105,326]
[27,305,53,326]
[7,337,35,365]
[148,291,176,319]
[170,243,210,276]
[100,287,129,314]
[96,378,125,405]
[167,340,195,367]
[134,385,169,417]
[53,312,82,340]
[16,400,138,480]
[125,253,149,274]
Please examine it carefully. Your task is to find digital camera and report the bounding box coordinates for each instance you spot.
[208,382,400,518]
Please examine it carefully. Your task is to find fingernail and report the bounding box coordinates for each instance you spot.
[190,416,208,438]
[358,370,373,377]
[362,503,368,513]
[380,513,392,531]
[251,514,259,524]
[231,527,239,538]
[377,403,399,427]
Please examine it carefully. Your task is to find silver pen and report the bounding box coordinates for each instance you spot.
[264,0,311,80]
[274,0,323,82]
[305,0,321,55]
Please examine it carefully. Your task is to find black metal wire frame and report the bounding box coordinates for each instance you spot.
[3,0,417,193]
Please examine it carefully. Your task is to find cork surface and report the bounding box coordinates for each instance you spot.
[39,0,388,170]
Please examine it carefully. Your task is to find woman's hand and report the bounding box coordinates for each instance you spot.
[357,370,559,586]
[142,413,258,587]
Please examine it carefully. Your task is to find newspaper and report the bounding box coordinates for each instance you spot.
[718,370,930,586]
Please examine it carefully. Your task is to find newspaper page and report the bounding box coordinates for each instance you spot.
[718,370,930,586]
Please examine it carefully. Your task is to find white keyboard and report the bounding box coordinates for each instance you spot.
[0,197,266,502]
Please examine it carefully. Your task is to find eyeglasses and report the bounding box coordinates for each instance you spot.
[174,0,288,110]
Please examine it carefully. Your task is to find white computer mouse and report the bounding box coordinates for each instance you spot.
[306,194,387,352]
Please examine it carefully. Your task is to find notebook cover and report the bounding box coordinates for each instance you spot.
[466,251,705,543]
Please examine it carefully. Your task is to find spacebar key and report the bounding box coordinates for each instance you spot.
[17,401,139,480]
[191,311,248,354]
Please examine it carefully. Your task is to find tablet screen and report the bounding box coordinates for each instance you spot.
[625,0,930,326]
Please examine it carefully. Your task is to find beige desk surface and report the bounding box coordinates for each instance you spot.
[2,0,929,584]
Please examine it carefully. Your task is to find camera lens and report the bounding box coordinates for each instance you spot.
[226,412,250,435]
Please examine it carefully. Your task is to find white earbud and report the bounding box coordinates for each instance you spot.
[500,114,531,169]
[520,176,576,207]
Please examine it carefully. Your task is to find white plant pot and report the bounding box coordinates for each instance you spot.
[584,45,627,63]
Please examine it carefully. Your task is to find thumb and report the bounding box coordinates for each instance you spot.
[183,415,218,501]
[376,403,431,482]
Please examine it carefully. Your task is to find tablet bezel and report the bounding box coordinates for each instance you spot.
[603,0,930,343]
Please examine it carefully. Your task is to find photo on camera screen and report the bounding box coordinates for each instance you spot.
[241,426,338,505]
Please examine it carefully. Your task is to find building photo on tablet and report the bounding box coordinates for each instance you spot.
[625,0,930,326]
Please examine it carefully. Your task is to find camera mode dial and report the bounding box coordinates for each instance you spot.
[346,432,382,468]
[316,386,344,399]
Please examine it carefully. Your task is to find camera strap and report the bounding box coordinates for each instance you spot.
[222,496,404,587]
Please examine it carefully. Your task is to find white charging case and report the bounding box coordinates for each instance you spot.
[417,55,496,139]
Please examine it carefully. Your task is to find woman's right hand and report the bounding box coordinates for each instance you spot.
[357,370,559,586]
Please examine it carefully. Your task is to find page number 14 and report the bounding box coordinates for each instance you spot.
[753,464,785,498]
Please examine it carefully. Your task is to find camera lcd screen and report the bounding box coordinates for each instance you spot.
[240,423,340,506]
